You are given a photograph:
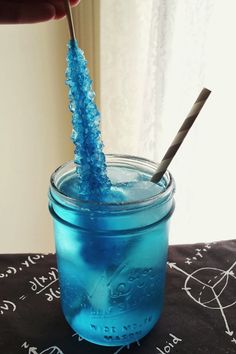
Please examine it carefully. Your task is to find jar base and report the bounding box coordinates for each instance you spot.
[64,310,161,347]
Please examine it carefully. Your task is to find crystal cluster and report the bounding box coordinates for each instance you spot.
[66,40,111,199]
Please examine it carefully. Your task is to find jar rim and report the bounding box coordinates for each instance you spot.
[49,154,175,210]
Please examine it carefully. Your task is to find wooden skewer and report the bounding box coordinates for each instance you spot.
[64,0,76,41]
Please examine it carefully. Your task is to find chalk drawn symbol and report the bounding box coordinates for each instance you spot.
[22,342,30,349]
[1,255,46,279]
[29,267,59,300]
[36,278,58,295]
[6,266,17,275]
[21,342,64,354]
[113,345,130,354]
[185,258,192,265]
[72,333,84,342]
[21,255,44,269]
[113,341,140,354]
[21,342,38,353]
[39,347,64,354]
[0,300,16,315]
[45,287,60,302]
[168,260,236,343]
[19,295,27,301]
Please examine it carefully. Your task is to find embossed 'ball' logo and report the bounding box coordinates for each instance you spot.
[109,266,160,302]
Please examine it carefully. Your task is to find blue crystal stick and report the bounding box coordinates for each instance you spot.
[64,4,111,199]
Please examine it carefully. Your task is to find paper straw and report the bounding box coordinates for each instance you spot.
[64,0,76,41]
[151,88,211,184]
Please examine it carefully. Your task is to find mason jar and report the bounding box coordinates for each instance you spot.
[48,154,175,346]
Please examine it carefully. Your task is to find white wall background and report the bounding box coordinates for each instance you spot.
[0,3,98,254]
[0,21,73,253]
[100,0,236,245]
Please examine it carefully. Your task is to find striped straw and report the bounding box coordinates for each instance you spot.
[151,88,211,184]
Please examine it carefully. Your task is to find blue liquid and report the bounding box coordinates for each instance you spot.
[50,162,174,346]
[60,165,164,202]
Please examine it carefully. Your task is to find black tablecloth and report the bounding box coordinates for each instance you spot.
[0,240,235,354]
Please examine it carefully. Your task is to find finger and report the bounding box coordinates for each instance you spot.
[0,2,56,24]
[70,0,80,6]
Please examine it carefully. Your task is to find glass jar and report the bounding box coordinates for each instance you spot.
[49,154,175,346]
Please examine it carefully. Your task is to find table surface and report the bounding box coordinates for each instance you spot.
[0,239,235,354]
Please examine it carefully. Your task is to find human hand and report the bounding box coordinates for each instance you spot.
[0,0,80,24]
